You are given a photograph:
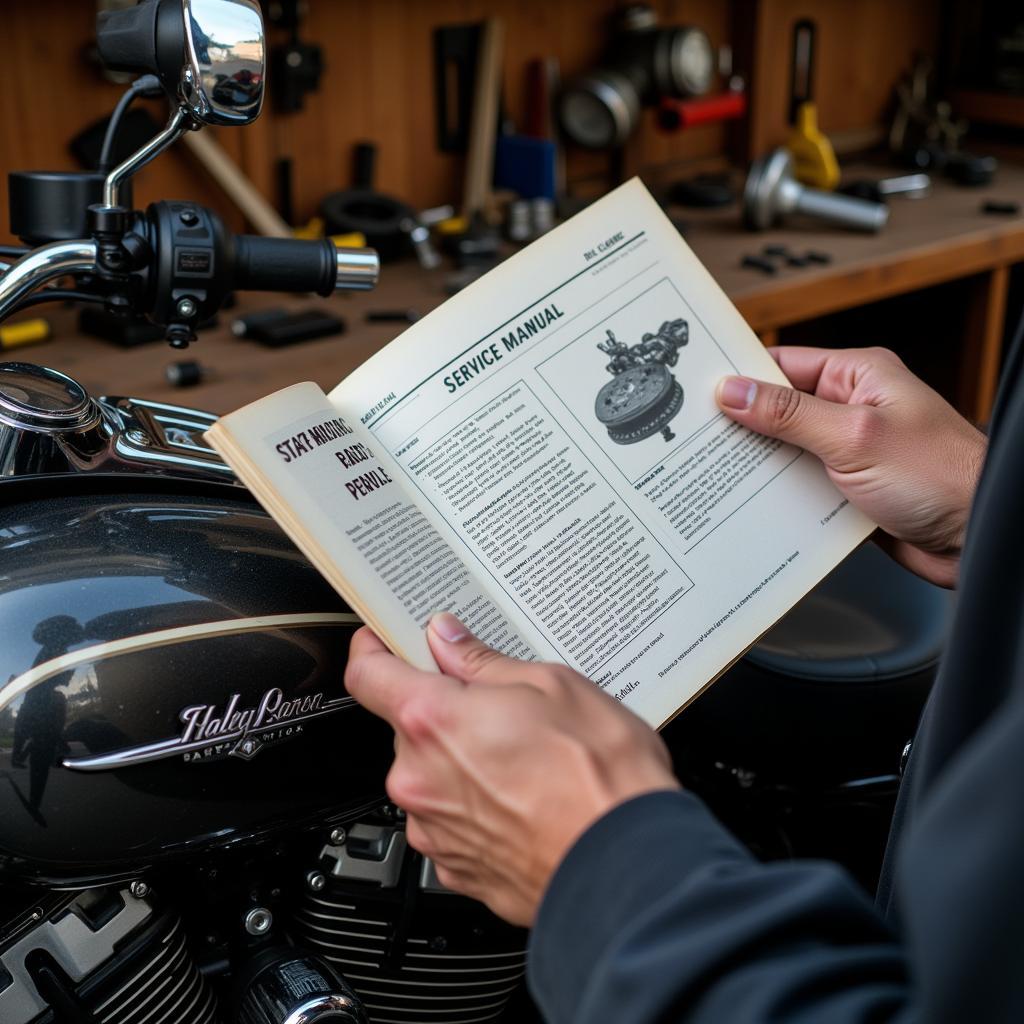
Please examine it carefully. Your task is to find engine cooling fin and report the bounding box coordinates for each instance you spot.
[83,914,217,1024]
[292,889,526,1024]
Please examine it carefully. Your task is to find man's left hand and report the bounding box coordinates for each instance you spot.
[344,613,680,926]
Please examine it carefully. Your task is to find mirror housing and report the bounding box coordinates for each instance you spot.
[96,0,265,127]
[180,0,264,126]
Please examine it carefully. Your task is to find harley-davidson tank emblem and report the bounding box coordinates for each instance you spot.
[63,687,355,772]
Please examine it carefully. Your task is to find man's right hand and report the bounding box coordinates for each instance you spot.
[716,346,986,588]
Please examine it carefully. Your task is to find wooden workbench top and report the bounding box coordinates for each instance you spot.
[10,160,1024,417]
[689,160,1024,331]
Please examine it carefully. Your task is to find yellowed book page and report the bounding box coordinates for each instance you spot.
[206,381,536,671]
[327,177,875,727]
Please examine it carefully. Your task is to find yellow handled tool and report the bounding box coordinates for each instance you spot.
[0,318,51,350]
[787,101,840,190]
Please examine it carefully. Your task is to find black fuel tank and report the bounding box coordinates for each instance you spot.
[0,477,393,884]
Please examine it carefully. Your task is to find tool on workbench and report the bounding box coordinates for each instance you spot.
[267,0,323,113]
[889,57,997,186]
[0,318,51,351]
[165,359,208,387]
[366,309,421,324]
[320,144,446,267]
[783,18,839,190]
[524,56,566,198]
[656,83,747,134]
[740,254,777,275]
[463,17,505,222]
[981,200,1021,216]
[559,4,714,149]
[230,307,346,347]
[839,174,931,203]
[743,148,888,232]
[788,102,839,190]
[754,244,832,270]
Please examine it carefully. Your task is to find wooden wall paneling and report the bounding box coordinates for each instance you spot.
[0,0,947,242]
[744,0,940,160]
[959,265,1010,425]
[256,0,743,220]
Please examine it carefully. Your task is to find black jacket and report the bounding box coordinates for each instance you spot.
[528,320,1024,1023]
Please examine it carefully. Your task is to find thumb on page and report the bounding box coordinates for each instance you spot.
[345,626,457,725]
[428,613,528,686]
[716,375,859,466]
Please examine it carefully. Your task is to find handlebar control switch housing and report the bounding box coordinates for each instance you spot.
[141,200,224,345]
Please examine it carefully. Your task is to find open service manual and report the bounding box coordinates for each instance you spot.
[206,177,874,728]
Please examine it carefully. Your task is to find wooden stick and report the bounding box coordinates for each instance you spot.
[462,18,505,221]
[182,130,291,237]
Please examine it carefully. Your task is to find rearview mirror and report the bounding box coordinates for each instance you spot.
[181,0,265,126]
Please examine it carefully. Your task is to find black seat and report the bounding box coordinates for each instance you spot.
[666,542,955,784]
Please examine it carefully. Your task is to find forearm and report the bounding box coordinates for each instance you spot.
[528,791,910,1024]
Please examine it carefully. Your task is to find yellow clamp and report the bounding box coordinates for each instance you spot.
[787,102,839,190]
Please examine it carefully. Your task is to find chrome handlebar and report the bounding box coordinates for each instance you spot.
[0,240,99,322]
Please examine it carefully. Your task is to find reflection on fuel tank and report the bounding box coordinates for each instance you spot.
[8,615,83,824]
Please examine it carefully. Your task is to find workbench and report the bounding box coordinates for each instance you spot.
[18,162,1024,426]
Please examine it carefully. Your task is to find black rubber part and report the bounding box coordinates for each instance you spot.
[320,188,413,261]
[8,172,130,246]
[231,236,337,296]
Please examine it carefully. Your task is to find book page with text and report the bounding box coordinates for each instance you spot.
[206,382,536,671]
[329,178,874,726]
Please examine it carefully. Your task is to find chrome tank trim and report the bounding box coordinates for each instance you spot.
[0,612,361,716]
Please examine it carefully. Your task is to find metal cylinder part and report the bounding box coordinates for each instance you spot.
[558,70,641,148]
[791,185,889,232]
[744,148,889,232]
[236,951,367,1024]
[334,247,381,291]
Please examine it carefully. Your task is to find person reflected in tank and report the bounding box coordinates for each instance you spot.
[10,615,83,825]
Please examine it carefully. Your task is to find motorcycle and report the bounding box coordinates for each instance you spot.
[0,2,954,1021]
[0,2,528,1023]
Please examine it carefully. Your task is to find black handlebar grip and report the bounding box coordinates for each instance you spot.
[231,235,338,297]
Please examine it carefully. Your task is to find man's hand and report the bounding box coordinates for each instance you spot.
[344,614,680,927]
[717,346,987,588]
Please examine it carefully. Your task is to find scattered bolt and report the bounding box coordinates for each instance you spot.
[741,254,777,275]
[244,907,273,936]
[762,244,790,258]
[804,250,833,265]
[328,827,347,846]
[306,870,326,893]
[129,880,150,899]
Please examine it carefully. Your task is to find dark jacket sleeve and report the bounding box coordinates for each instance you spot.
[527,790,909,1024]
